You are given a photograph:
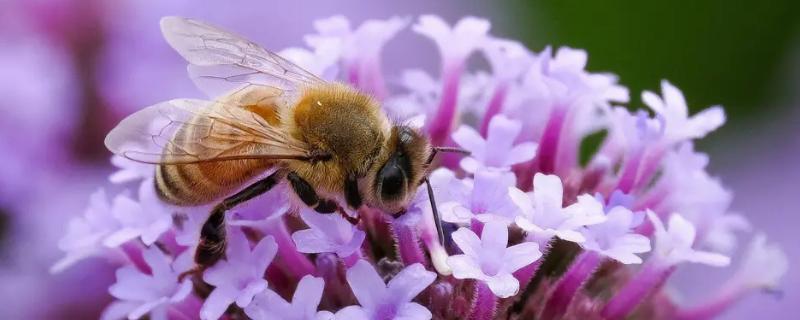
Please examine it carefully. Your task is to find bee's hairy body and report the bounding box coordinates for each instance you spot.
[155,83,397,208]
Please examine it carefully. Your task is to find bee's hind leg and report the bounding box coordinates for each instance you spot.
[179,169,286,281]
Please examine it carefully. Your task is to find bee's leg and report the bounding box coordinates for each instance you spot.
[344,174,363,210]
[180,170,285,280]
[287,172,338,213]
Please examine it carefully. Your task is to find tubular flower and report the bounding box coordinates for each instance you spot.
[55,14,786,320]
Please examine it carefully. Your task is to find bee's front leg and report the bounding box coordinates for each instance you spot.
[180,170,286,281]
[287,172,360,224]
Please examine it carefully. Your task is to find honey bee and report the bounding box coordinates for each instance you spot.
[105,16,464,271]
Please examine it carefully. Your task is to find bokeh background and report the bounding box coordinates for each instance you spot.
[0,0,796,318]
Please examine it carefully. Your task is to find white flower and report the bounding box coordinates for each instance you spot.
[446,222,542,298]
[647,211,730,267]
[731,233,788,290]
[413,15,490,62]
[642,80,725,144]
[514,174,606,245]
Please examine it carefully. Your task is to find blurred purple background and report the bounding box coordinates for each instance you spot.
[0,0,795,319]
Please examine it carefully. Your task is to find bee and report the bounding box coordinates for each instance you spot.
[105,16,464,271]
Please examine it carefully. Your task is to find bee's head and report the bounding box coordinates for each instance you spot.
[371,125,431,214]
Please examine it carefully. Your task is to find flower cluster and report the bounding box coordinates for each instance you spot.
[55,15,787,319]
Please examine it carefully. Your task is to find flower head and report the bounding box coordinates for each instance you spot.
[200,228,278,320]
[337,260,436,320]
[447,222,543,298]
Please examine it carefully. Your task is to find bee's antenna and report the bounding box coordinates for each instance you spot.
[426,146,470,165]
[422,146,469,245]
[424,177,445,245]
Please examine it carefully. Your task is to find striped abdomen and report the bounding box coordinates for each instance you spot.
[155,88,283,206]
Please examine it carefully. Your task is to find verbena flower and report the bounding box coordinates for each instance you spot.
[337,260,436,320]
[244,275,334,320]
[514,173,606,245]
[103,248,193,320]
[292,208,366,259]
[447,221,542,298]
[55,14,787,320]
[200,228,278,320]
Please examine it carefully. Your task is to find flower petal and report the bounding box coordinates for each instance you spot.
[346,260,387,309]
[502,242,542,273]
[485,272,519,298]
[387,263,437,303]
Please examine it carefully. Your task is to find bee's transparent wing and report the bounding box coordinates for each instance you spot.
[160,16,324,98]
[105,97,311,165]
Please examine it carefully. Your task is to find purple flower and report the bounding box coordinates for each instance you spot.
[447,222,542,298]
[514,174,605,245]
[52,188,118,273]
[440,170,524,225]
[642,80,725,144]
[336,260,436,320]
[292,208,366,258]
[647,211,730,267]
[245,275,334,320]
[102,248,193,320]
[55,13,788,320]
[103,179,173,247]
[200,228,278,320]
[452,115,538,173]
[576,195,651,264]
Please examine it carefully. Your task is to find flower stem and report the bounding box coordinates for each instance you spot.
[540,250,602,320]
[601,260,675,320]
[428,61,465,147]
[392,218,427,266]
[616,147,644,194]
[120,241,150,274]
[673,282,747,320]
[469,282,497,320]
[479,83,509,136]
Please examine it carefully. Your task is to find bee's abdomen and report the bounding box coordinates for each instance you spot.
[155,160,271,206]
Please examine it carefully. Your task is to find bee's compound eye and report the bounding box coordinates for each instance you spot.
[377,155,408,202]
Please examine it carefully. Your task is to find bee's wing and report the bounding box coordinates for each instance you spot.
[160,16,324,98]
[105,97,311,165]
